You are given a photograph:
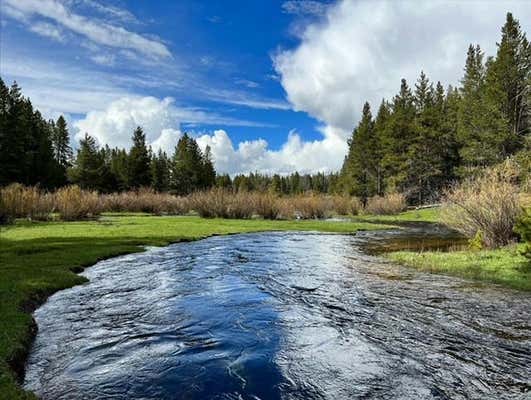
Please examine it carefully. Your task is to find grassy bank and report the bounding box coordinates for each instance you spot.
[388,245,530,291]
[0,214,388,399]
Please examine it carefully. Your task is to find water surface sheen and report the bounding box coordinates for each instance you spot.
[24,231,531,399]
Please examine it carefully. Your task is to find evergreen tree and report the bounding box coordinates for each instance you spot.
[109,147,129,191]
[171,133,205,194]
[201,145,216,189]
[151,149,170,192]
[70,134,102,190]
[128,126,151,188]
[216,174,232,189]
[458,44,508,175]
[381,79,417,192]
[51,115,73,185]
[485,12,530,151]
[340,102,377,202]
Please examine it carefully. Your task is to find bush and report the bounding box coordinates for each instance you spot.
[54,185,101,220]
[249,192,280,219]
[0,183,53,221]
[365,193,407,215]
[189,188,255,219]
[440,161,522,249]
[329,195,362,216]
[515,211,531,260]
[101,189,190,215]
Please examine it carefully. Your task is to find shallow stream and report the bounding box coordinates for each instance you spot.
[24,228,531,399]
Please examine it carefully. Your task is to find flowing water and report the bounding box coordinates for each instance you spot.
[24,229,531,399]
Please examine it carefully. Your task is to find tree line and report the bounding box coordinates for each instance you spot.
[339,12,530,204]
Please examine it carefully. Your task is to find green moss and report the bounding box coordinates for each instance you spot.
[0,214,389,398]
[388,245,531,291]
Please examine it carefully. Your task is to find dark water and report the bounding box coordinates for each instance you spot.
[24,230,531,400]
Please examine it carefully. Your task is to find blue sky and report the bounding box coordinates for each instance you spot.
[1,0,529,174]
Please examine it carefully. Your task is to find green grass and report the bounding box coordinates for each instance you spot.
[0,214,389,399]
[388,245,531,291]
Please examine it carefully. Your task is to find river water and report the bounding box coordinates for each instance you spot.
[24,230,531,399]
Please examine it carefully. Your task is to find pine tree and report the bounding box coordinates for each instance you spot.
[485,12,529,151]
[128,126,151,189]
[70,134,102,190]
[458,44,509,175]
[372,100,391,195]
[201,145,216,189]
[51,115,73,186]
[340,102,378,202]
[381,79,417,192]
[109,147,129,191]
[171,133,205,194]
[151,149,170,192]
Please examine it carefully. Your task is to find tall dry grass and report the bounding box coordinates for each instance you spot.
[0,184,363,223]
[0,183,54,221]
[440,161,522,248]
[54,185,101,220]
[189,188,255,218]
[101,188,190,215]
[365,193,407,215]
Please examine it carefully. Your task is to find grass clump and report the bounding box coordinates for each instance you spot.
[365,193,407,215]
[440,161,522,249]
[0,184,54,222]
[389,245,530,291]
[54,185,101,220]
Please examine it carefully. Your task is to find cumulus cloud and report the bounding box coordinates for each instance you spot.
[196,129,347,175]
[274,0,531,137]
[3,0,170,59]
[73,96,278,151]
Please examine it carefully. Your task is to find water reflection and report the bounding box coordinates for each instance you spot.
[24,231,531,399]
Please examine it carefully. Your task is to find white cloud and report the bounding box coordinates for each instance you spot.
[196,129,346,175]
[90,53,116,66]
[29,21,65,42]
[73,96,277,150]
[80,0,140,25]
[274,0,531,137]
[3,0,170,59]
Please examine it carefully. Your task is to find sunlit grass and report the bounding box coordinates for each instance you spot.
[388,245,530,291]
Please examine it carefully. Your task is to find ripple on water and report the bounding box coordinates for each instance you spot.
[24,231,531,400]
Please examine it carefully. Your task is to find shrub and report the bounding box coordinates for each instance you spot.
[0,183,53,221]
[440,162,522,249]
[249,192,280,219]
[54,185,101,220]
[189,188,255,219]
[330,195,362,216]
[515,211,531,261]
[365,193,407,215]
[101,189,190,215]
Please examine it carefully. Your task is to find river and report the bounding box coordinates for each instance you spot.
[24,229,531,399]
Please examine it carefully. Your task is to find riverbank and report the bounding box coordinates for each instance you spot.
[388,245,530,291]
[0,214,389,399]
